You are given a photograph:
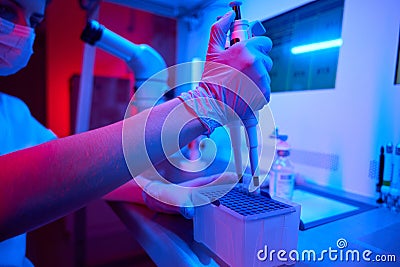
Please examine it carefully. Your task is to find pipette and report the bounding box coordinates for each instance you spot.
[229,120,243,185]
[228,1,260,193]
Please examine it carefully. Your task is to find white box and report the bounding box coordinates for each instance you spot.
[193,186,301,267]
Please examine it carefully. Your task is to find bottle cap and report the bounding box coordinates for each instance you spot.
[386,143,393,153]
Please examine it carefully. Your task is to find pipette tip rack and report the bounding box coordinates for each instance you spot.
[193,185,301,267]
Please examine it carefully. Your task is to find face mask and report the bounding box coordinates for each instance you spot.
[0,17,36,76]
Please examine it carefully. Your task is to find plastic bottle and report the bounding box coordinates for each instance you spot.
[391,144,400,189]
[269,137,295,200]
[390,144,400,212]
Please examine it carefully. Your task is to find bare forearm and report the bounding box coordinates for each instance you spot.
[0,98,205,240]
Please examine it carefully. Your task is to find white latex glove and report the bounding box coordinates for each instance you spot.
[142,172,238,219]
[178,10,273,135]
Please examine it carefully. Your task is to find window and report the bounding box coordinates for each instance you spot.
[395,27,400,85]
[263,0,345,92]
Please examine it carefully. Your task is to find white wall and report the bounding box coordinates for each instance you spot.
[177,0,400,197]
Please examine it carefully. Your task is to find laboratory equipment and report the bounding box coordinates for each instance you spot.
[227,1,265,193]
[229,121,244,185]
[269,135,295,200]
[392,144,400,188]
[80,20,169,112]
[193,185,300,267]
[381,185,391,208]
[383,143,394,186]
[376,146,385,203]
[390,187,400,212]
[385,144,400,212]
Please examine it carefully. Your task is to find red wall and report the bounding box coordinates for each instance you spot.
[46,2,176,137]
[46,1,85,137]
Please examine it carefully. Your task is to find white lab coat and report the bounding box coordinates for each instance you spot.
[0,93,56,267]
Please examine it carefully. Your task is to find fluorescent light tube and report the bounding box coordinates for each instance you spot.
[291,38,343,54]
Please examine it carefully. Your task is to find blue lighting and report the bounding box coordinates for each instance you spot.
[291,38,343,54]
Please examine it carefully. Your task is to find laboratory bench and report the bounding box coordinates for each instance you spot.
[108,183,400,267]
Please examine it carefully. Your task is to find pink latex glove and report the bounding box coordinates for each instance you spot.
[179,10,273,135]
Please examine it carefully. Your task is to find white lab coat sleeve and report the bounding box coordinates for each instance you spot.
[0,93,57,155]
[0,93,57,267]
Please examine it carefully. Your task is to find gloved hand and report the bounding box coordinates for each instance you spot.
[178,10,273,135]
[141,171,238,219]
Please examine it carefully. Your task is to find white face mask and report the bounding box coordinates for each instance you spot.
[0,17,36,76]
